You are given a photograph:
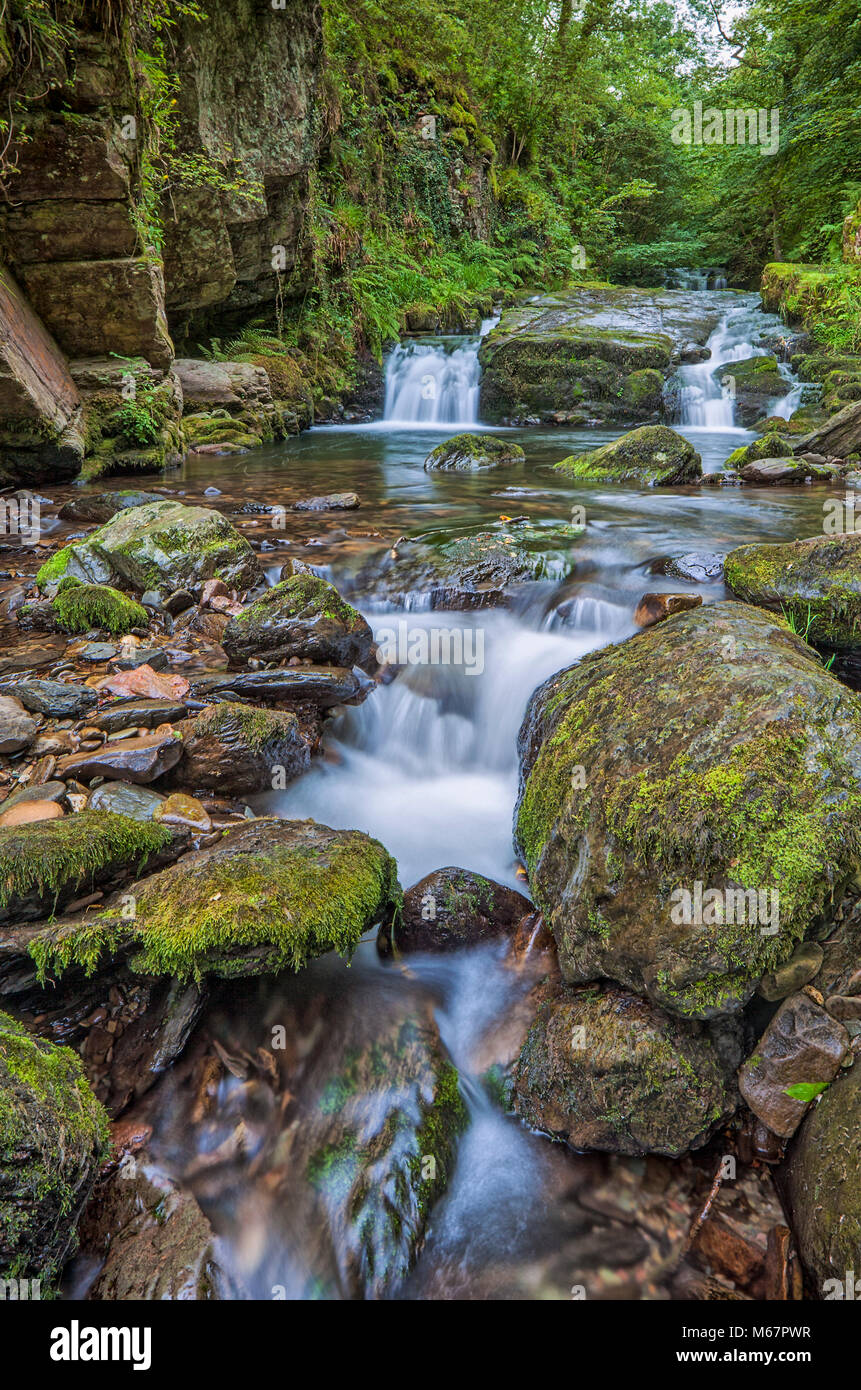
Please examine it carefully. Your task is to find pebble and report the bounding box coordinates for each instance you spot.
[0,695,39,754]
[0,799,64,827]
[86,781,166,821]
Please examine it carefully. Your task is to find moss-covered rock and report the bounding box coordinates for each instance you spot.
[513,982,736,1156]
[720,355,787,426]
[0,812,173,926]
[724,531,861,652]
[514,601,861,1020]
[176,701,310,794]
[555,424,701,485]
[724,431,794,469]
[377,865,532,955]
[223,573,376,671]
[50,580,148,636]
[35,499,261,596]
[424,433,525,471]
[0,1011,109,1281]
[621,367,664,412]
[29,818,400,984]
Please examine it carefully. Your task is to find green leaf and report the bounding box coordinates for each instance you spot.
[784,1081,830,1103]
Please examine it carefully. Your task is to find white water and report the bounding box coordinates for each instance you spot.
[382,316,498,427]
[676,298,799,430]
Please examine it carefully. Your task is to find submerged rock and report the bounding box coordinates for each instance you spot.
[377,866,532,955]
[35,499,260,597]
[725,532,861,653]
[514,601,861,1020]
[424,433,525,471]
[292,492,360,512]
[176,701,309,794]
[555,425,701,485]
[0,1011,109,1281]
[223,573,376,672]
[513,982,735,1157]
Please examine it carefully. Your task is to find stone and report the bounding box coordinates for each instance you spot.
[86,782,166,821]
[57,490,165,525]
[2,679,97,719]
[57,731,183,785]
[0,781,67,813]
[738,993,848,1138]
[153,793,212,833]
[292,492,360,511]
[424,433,526,471]
[223,573,376,671]
[555,425,702,485]
[634,592,701,627]
[19,256,173,369]
[36,499,261,597]
[0,800,64,827]
[190,665,374,709]
[93,698,189,734]
[663,552,725,584]
[824,994,861,1022]
[716,355,787,427]
[796,398,861,457]
[176,702,309,795]
[725,531,861,654]
[95,664,190,701]
[377,866,532,955]
[739,458,816,484]
[0,1011,108,1281]
[514,601,861,1021]
[513,982,735,1157]
[0,695,38,753]
[758,943,824,1001]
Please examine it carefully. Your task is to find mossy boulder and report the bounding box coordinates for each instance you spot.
[621,368,664,412]
[724,532,861,652]
[719,355,787,427]
[780,1058,861,1291]
[50,580,148,636]
[513,983,736,1157]
[796,398,861,458]
[424,433,525,471]
[176,701,310,794]
[725,431,794,469]
[35,499,261,597]
[29,818,400,984]
[514,601,861,1020]
[378,866,532,955]
[223,573,376,671]
[349,518,583,611]
[0,811,173,926]
[555,425,701,485]
[0,1011,109,1281]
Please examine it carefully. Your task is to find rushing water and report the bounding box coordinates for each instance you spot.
[45,290,834,1299]
[675,294,798,428]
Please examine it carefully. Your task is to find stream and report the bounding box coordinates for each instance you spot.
[52,288,832,1299]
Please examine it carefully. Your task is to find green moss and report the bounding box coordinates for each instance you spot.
[35,546,73,590]
[725,535,861,649]
[193,701,297,752]
[51,582,148,636]
[1,812,171,930]
[232,573,362,631]
[725,431,794,468]
[555,425,700,485]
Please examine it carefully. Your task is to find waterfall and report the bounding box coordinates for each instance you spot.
[675,298,800,429]
[382,318,498,427]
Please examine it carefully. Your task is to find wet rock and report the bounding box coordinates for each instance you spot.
[78,642,117,662]
[424,433,525,471]
[175,702,309,796]
[758,943,824,1001]
[173,605,230,644]
[0,800,64,827]
[57,730,183,785]
[378,866,532,955]
[153,793,212,833]
[780,1054,861,1290]
[513,982,736,1157]
[634,592,701,627]
[795,397,861,458]
[0,679,97,719]
[725,431,794,470]
[111,646,169,672]
[0,695,38,753]
[663,552,725,584]
[738,992,848,1138]
[93,698,189,734]
[30,818,400,983]
[190,665,374,709]
[725,531,861,654]
[36,499,261,597]
[717,355,787,427]
[824,994,861,1021]
[95,663,190,701]
[58,490,165,525]
[739,458,816,484]
[76,1159,229,1299]
[164,588,195,616]
[514,601,861,1020]
[223,573,376,672]
[0,1011,109,1281]
[86,781,166,820]
[1,780,68,813]
[555,425,701,485]
[292,492,360,511]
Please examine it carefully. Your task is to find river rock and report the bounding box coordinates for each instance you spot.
[725,531,861,653]
[795,397,861,457]
[35,500,261,597]
[377,866,532,955]
[93,698,189,734]
[292,492,360,511]
[725,431,794,470]
[738,993,848,1139]
[424,433,525,471]
[153,792,212,833]
[31,818,400,983]
[58,490,165,525]
[758,942,824,1001]
[717,355,787,427]
[0,1011,108,1281]
[175,703,309,795]
[663,551,725,584]
[555,425,702,485]
[190,665,374,708]
[634,592,701,627]
[1,781,68,814]
[0,800,64,827]
[86,781,166,820]
[0,679,97,719]
[95,663,190,701]
[780,1055,861,1290]
[513,982,736,1157]
[57,730,183,785]
[223,573,376,672]
[0,695,38,754]
[514,601,861,1020]
[739,458,816,484]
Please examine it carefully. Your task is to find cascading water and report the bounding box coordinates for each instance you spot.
[675,294,799,429]
[382,316,498,427]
